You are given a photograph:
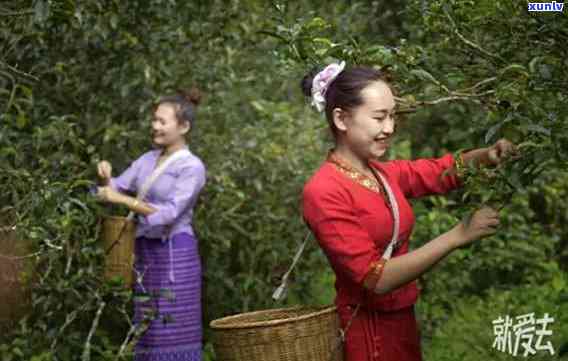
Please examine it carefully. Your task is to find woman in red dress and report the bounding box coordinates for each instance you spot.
[300,63,517,361]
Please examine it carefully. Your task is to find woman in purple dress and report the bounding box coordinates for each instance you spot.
[95,88,206,360]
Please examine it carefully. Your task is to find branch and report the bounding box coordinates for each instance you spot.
[443,9,505,63]
[114,306,136,360]
[39,256,54,285]
[0,10,34,17]
[395,90,496,114]
[418,94,484,105]
[0,231,64,260]
[457,77,498,93]
[65,241,73,276]
[440,90,495,100]
[118,306,156,356]
[51,302,91,352]
[43,237,64,250]
[82,299,106,361]
[0,251,43,260]
[115,323,138,360]
[0,60,40,81]
[125,321,151,355]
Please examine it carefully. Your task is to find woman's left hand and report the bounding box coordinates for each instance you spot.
[487,138,519,165]
[96,186,123,204]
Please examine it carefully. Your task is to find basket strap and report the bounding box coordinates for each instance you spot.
[132,148,191,284]
[273,166,401,301]
[338,303,361,342]
[332,166,401,358]
[105,149,190,255]
[329,303,361,361]
[370,166,401,261]
[106,149,190,273]
[272,163,402,360]
[126,148,191,221]
[272,231,311,301]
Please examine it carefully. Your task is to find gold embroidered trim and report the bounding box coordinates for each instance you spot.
[326,150,389,202]
[454,151,468,180]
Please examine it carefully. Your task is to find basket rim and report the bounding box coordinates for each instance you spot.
[102,215,133,221]
[209,304,337,330]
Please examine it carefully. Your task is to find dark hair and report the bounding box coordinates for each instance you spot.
[300,65,391,135]
[157,86,203,125]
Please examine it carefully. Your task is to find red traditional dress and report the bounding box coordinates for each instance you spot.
[302,151,463,361]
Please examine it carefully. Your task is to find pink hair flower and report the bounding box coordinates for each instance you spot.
[311,61,346,112]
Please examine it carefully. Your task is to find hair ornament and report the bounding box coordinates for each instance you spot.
[311,61,346,112]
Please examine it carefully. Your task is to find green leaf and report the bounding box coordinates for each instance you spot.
[526,124,551,137]
[499,64,529,78]
[410,69,438,84]
[484,122,503,144]
[16,113,28,129]
[12,348,24,357]
[552,274,566,292]
[33,0,50,24]
[133,295,151,303]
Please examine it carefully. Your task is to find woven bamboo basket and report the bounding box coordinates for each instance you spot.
[210,305,343,361]
[100,216,136,285]
[0,225,33,330]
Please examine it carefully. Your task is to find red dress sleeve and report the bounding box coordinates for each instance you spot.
[386,153,463,199]
[302,183,379,286]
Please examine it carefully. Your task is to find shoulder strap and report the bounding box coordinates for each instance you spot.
[272,165,401,301]
[126,149,191,221]
[370,166,400,260]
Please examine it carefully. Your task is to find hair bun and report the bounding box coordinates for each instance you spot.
[179,87,203,106]
[300,67,320,97]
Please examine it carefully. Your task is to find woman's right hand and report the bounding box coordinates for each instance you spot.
[97,160,112,185]
[452,206,500,248]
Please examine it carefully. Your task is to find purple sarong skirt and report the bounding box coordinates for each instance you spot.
[133,232,202,361]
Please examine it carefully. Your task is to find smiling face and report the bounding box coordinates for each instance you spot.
[332,80,396,160]
[151,103,190,147]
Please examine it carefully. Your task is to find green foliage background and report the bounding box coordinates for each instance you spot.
[0,0,567,360]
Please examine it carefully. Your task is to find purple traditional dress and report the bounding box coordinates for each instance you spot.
[109,145,206,361]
